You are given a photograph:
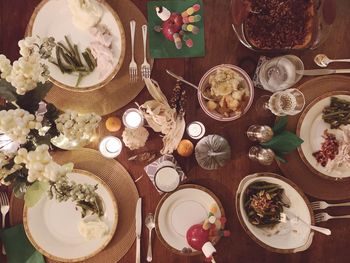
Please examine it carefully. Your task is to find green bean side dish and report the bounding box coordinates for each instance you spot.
[244,181,290,226]
[322,97,350,129]
[50,35,97,87]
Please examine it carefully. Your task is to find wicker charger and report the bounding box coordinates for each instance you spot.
[29,0,153,116]
[10,148,139,263]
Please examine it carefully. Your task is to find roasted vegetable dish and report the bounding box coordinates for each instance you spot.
[322,97,350,129]
[244,181,289,226]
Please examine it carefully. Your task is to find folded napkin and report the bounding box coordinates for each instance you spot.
[147,0,205,58]
[0,224,45,263]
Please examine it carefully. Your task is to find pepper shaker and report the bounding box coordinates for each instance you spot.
[247,125,274,143]
[248,146,275,166]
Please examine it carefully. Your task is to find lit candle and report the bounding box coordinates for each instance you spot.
[186,121,205,139]
[99,136,122,158]
[122,108,143,129]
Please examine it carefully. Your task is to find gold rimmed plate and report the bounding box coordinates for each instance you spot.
[297,91,350,181]
[26,0,125,92]
[23,169,118,262]
[236,173,314,254]
[154,184,225,256]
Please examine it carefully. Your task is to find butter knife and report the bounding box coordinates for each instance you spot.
[296,69,350,76]
[165,69,199,90]
[135,197,142,263]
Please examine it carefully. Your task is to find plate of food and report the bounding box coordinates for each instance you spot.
[236,173,314,253]
[297,91,350,180]
[27,0,125,91]
[155,184,224,255]
[197,64,254,121]
[23,169,118,262]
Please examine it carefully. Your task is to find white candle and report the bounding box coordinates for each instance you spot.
[187,121,205,139]
[122,108,143,129]
[99,136,122,158]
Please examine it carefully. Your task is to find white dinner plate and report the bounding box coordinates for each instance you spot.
[155,184,224,255]
[297,92,350,180]
[28,0,125,91]
[23,169,118,262]
[236,173,314,254]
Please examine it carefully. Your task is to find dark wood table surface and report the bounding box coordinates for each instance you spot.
[1,0,350,262]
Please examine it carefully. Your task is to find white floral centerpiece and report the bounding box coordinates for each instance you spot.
[0,37,103,217]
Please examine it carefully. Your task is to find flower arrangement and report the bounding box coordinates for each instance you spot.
[0,36,102,217]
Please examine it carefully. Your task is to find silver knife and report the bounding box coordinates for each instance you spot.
[135,197,142,263]
[296,69,350,76]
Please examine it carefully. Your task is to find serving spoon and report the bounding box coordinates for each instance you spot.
[165,69,212,101]
[314,54,350,68]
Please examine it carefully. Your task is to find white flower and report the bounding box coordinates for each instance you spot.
[15,145,73,183]
[0,109,42,144]
[0,54,12,79]
[55,111,101,140]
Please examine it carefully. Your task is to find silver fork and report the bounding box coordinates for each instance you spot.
[141,25,151,79]
[311,200,350,210]
[0,191,9,255]
[315,212,350,223]
[129,20,138,82]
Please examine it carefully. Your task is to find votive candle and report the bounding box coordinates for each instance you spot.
[122,108,143,129]
[99,136,122,158]
[186,121,205,139]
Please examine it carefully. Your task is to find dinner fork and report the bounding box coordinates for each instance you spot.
[129,20,138,82]
[311,201,350,210]
[315,212,350,223]
[141,25,151,79]
[0,191,9,255]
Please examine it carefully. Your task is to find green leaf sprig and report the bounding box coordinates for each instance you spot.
[260,116,303,163]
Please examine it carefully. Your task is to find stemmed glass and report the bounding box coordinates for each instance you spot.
[258,55,304,92]
[256,88,306,117]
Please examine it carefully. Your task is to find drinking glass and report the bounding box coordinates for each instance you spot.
[258,55,304,92]
[257,89,306,116]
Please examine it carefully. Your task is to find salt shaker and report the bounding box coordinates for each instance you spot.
[248,146,275,166]
[247,125,274,143]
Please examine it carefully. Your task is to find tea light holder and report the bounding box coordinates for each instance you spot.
[122,108,144,129]
[99,136,122,158]
[186,121,206,139]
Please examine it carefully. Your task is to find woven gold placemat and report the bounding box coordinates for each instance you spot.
[10,148,139,263]
[43,0,153,116]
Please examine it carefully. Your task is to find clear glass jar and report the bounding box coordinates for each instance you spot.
[231,0,336,51]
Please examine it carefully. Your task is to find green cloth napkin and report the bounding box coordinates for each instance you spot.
[0,224,45,263]
[147,0,205,58]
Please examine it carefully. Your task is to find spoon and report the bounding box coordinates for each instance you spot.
[145,213,156,262]
[165,69,212,101]
[314,54,350,68]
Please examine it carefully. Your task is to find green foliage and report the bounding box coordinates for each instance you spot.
[24,181,50,207]
[260,116,303,163]
[0,79,18,101]
[16,82,53,114]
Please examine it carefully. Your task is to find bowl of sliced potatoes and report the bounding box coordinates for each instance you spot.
[198,64,254,121]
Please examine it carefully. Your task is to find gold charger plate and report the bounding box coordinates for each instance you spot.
[277,75,350,200]
[29,0,153,116]
[10,149,139,263]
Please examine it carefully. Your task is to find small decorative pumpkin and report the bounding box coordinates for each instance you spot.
[177,139,194,157]
[195,135,231,170]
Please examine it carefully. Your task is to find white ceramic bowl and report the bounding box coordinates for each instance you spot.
[197,64,254,122]
[236,173,314,253]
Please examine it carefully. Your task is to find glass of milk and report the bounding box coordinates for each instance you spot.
[154,161,180,192]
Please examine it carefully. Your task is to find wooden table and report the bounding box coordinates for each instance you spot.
[1,0,350,262]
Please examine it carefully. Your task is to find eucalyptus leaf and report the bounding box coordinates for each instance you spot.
[16,82,53,114]
[0,79,18,101]
[273,116,288,135]
[261,130,303,153]
[24,181,49,207]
